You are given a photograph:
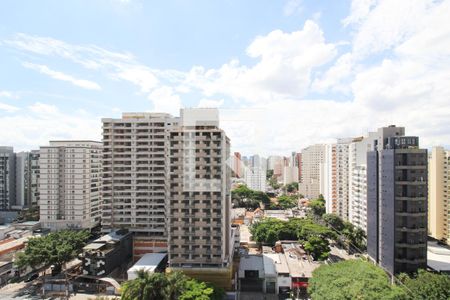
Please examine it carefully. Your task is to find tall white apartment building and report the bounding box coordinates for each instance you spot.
[321,139,352,220]
[39,141,102,231]
[428,146,450,244]
[102,113,177,257]
[167,108,232,276]
[299,144,325,199]
[244,155,267,191]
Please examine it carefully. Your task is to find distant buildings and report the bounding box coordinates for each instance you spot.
[299,144,325,199]
[0,147,15,210]
[428,146,450,244]
[0,147,39,211]
[231,152,243,178]
[367,128,427,274]
[321,139,352,220]
[244,155,267,192]
[39,141,102,231]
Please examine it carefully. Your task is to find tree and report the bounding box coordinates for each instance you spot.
[179,279,224,300]
[322,213,345,231]
[121,270,224,300]
[304,236,330,261]
[250,218,286,245]
[398,269,450,300]
[15,230,90,271]
[341,221,366,252]
[285,182,299,193]
[231,185,270,207]
[308,199,325,217]
[298,222,336,241]
[277,195,298,209]
[122,270,168,300]
[308,260,407,299]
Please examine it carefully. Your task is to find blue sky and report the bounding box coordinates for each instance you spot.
[0,0,449,155]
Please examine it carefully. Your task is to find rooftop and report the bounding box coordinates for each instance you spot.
[427,241,450,273]
[128,253,167,274]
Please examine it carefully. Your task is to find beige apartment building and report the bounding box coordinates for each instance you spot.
[428,146,450,244]
[299,144,325,199]
[167,108,232,289]
[101,113,177,257]
[39,141,102,231]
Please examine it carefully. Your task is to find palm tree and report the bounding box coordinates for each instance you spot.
[164,271,188,300]
[121,270,168,300]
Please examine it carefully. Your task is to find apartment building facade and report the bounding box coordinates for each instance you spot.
[428,146,450,244]
[0,147,15,210]
[167,108,231,269]
[244,155,267,192]
[39,141,102,231]
[299,144,325,199]
[322,139,352,220]
[101,113,177,256]
[367,134,427,274]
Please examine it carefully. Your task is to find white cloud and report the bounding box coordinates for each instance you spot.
[345,0,434,58]
[0,91,19,99]
[197,98,224,108]
[0,102,20,112]
[4,3,450,155]
[0,102,100,151]
[22,62,101,90]
[283,0,303,16]
[148,86,182,116]
[179,20,337,102]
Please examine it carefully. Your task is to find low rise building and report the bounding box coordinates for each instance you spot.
[80,230,132,277]
[127,253,167,280]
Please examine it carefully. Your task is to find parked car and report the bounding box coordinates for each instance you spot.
[25,273,38,282]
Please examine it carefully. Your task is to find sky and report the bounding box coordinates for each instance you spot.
[0,0,449,156]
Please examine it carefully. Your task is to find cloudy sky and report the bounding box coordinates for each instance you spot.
[0,0,449,156]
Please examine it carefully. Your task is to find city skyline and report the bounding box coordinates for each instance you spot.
[0,0,449,156]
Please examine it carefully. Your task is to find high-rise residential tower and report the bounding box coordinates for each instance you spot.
[428,146,450,244]
[367,129,427,274]
[0,147,15,210]
[299,144,325,199]
[321,138,352,220]
[39,141,102,231]
[167,108,232,275]
[244,154,267,192]
[102,113,177,257]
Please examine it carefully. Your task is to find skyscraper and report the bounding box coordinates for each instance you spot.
[39,141,102,231]
[102,113,177,257]
[367,128,427,274]
[0,147,15,210]
[299,144,325,199]
[428,146,450,244]
[321,138,352,220]
[167,108,232,275]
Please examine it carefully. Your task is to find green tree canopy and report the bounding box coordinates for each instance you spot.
[304,236,330,261]
[308,260,407,300]
[322,213,345,231]
[231,185,270,207]
[398,269,450,300]
[121,270,223,300]
[285,182,299,193]
[15,230,90,270]
[308,199,326,217]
